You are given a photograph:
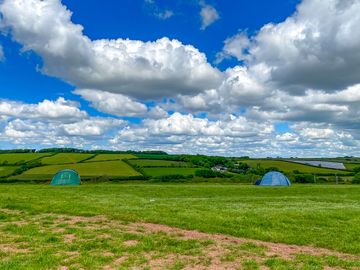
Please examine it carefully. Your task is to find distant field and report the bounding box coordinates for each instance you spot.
[135,154,179,160]
[85,154,136,162]
[325,158,360,163]
[243,159,348,174]
[287,160,346,170]
[40,153,95,165]
[344,163,360,171]
[15,161,140,180]
[129,159,191,167]
[143,167,199,177]
[0,153,52,164]
[0,166,18,177]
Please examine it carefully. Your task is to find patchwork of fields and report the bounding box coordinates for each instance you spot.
[0,153,359,183]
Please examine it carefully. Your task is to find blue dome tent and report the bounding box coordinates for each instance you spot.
[257,171,291,186]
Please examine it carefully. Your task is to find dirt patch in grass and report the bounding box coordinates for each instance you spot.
[123,239,139,247]
[63,234,76,243]
[54,215,107,225]
[1,208,359,270]
[134,222,358,261]
[0,244,30,254]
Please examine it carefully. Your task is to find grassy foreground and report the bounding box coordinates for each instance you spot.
[0,184,359,269]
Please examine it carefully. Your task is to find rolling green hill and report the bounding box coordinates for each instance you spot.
[13,160,141,181]
[40,153,95,165]
[0,166,18,178]
[85,154,136,162]
[0,153,52,165]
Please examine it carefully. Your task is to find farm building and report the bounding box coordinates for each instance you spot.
[257,171,291,186]
[212,165,228,172]
[50,169,81,186]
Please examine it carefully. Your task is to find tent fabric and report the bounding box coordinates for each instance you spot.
[51,169,81,186]
[258,171,291,186]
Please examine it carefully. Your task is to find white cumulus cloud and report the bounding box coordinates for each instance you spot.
[0,0,222,99]
[200,2,220,30]
[220,0,360,92]
[75,89,148,118]
[0,98,87,121]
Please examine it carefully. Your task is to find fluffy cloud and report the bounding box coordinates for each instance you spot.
[177,89,223,114]
[180,0,360,140]
[74,89,148,117]
[110,112,275,155]
[245,84,360,127]
[60,117,126,136]
[0,98,87,121]
[199,2,220,30]
[220,0,360,93]
[0,0,222,99]
[216,32,250,63]
[0,97,127,148]
[75,89,169,119]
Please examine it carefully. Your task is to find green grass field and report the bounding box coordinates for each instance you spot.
[0,153,52,165]
[14,161,140,180]
[85,154,136,162]
[40,153,95,165]
[0,184,359,269]
[129,159,191,167]
[344,163,360,171]
[243,159,348,174]
[0,166,18,177]
[143,167,199,177]
[135,154,178,160]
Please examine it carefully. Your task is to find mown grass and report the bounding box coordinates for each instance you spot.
[0,153,52,165]
[243,159,348,174]
[15,161,140,179]
[40,153,95,165]
[0,184,359,255]
[143,167,199,177]
[129,159,191,167]
[0,167,18,178]
[85,154,137,162]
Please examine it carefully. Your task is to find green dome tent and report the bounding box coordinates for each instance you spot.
[50,169,81,186]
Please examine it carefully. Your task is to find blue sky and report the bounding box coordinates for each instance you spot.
[0,0,360,157]
[0,0,299,103]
